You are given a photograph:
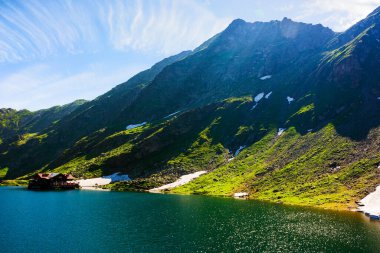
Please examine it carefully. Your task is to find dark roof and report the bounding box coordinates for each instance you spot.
[35,173,76,180]
[36,173,62,179]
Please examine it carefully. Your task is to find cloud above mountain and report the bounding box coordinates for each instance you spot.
[0,0,229,63]
[0,0,379,110]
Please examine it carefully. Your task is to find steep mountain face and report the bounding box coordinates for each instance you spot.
[117,18,335,124]
[2,7,380,209]
[1,18,336,178]
[329,6,380,48]
[0,109,31,144]
[0,52,192,177]
[314,6,380,139]
[0,99,86,145]
[53,50,193,139]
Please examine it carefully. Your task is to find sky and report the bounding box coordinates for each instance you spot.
[1,0,380,111]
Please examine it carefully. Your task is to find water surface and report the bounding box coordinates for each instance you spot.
[1,186,379,252]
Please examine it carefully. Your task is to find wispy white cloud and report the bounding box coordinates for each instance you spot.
[97,0,230,54]
[1,0,379,111]
[0,0,230,110]
[0,0,229,63]
[296,0,380,31]
[2,0,378,61]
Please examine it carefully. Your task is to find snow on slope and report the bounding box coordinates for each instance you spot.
[278,128,286,136]
[126,122,147,130]
[234,192,249,199]
[76,178,111,187]
[358,185,380,217]
[260,75,272,80]
[234,146,246,157]
[254,93,265,102]
[287,96,294,104]
[102,172,131,182]
[76,173,131,188]
[251,92,265,110]
[164,111,180,119]
[149,171,207,192]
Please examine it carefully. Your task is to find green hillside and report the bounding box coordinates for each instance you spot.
[2,6,380,210]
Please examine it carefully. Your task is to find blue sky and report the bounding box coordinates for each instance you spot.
[1,0,379,110]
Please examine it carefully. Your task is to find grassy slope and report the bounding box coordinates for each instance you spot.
[173,124,380,210]
[0,180,28,186]
[2,21,380,209]
[11,96,380,211]
[20,98,254,181]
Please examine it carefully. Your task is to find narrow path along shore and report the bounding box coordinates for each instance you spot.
[149,171,207,193]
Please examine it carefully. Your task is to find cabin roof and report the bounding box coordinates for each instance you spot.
[36,173,62,179]
[35,173,76,180]
[66,174,76,180]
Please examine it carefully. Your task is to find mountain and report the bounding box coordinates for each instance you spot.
[0,99,87,145]
[2,7,380,209]
[0,51,193,177]
[116,18,334,124]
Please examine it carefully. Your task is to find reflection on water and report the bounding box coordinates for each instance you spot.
[1,186,380,252]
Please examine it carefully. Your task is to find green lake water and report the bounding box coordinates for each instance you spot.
[1,186,380,252]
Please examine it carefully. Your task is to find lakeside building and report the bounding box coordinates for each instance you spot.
[28,173,78,190]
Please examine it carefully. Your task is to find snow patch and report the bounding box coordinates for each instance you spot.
[76,173,131,189]
[234,192,249,199]
[102,172,131,182]
[254,92,265,102]
[277,128,286,136]
[260,75,272,80]
[358,185,380,216]
[287,96,294,104]
[228,157,235,162]
[126,122,147,130]
[251,92,265,110]
[164,111,180,119]
[234,146,246,157]
[75,178,112,187]
[149,171,207,192]
[265,92,272,99]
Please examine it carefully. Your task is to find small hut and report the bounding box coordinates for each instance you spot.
[28,173,78,190]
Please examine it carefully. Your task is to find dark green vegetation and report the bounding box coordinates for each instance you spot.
[2,7,380,209]
[0,99,86,143]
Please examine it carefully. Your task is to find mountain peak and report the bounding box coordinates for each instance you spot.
[230,18,246,25]
[281,17,293,23]
[225,18,247,31]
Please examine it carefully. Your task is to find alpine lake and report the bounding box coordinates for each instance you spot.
[1,186,380,252]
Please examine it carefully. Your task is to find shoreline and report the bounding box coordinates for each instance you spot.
[0,184,369,216]
[0,179,370,214]
[80,186,111,191]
